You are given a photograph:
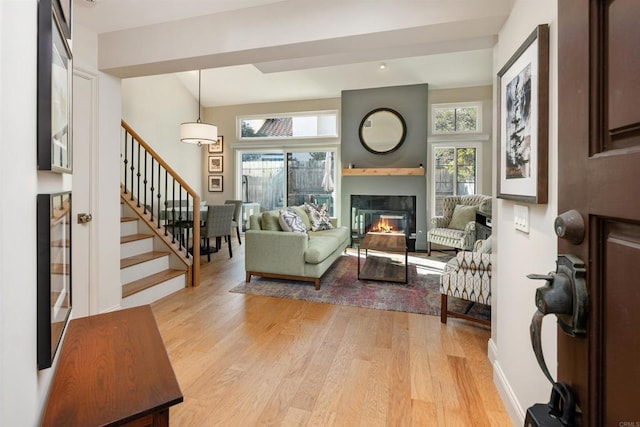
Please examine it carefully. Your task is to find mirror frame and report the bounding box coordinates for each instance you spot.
[358,107,407,154]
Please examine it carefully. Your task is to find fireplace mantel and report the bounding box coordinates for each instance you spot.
[342,167,424,176]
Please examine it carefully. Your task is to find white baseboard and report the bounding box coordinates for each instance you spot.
[490,339,525,426]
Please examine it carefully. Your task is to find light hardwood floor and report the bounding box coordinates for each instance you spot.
[151,240,512,426]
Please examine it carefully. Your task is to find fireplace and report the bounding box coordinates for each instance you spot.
[350,195,417,251]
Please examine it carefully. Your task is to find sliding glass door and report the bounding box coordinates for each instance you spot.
[240,152,285,212]
[238,149,336,217]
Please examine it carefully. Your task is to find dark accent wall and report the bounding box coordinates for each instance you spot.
[340,84,429,250]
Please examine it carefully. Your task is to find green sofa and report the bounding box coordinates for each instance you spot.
[245,206,349,289]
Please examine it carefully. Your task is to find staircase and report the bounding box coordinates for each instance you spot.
[120,203,186,307]
[120,119,201,292]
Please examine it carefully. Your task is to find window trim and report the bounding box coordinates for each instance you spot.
[237,110,339,141]
[431,101,483,135]
[430,141,483,217]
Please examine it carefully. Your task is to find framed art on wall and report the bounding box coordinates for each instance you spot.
[208,135,223,153]
[37,191,72,370]
[497,24,549,204]
[208,155,223,173]
[38,0,73,173]
[208,175,223,192]
[54,0,71,39]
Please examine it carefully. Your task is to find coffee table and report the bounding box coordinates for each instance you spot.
[357,232,408,284]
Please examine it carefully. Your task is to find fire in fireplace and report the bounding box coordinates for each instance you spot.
[368,214,406,235]
[350,195,417,250]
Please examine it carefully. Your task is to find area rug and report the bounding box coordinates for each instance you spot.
[230,253,490,319]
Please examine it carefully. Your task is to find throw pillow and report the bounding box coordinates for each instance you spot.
[290,205,312,230]
[278,208,308,233]
[448,204,477,230]
[304,202,333,231]
[261,211,282,231]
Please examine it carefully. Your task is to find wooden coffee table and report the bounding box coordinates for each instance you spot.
[357,232,408,284]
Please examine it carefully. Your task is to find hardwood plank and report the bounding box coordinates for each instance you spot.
[148,239,511,426]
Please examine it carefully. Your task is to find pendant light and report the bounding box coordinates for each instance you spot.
[180,70,218,146]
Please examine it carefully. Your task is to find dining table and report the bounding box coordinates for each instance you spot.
[160,204,209,248]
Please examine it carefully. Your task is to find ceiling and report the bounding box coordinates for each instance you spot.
[73,0,512,107]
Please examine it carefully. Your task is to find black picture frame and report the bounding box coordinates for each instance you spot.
[497,24,549,204]
[38,0,73,173]
[37,192,72,370]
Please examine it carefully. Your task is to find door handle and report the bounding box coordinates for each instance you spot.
[77,213,93,224]
[524,255,586,426]
[527,254,587,337]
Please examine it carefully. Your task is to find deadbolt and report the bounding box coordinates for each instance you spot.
[77,213,93,224]
[554,210,585,244]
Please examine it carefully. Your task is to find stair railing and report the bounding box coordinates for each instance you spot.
[120,120,201,286]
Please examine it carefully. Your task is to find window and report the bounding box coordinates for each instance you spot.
[432,102,482,134]
[432,144,480,216]
[238,111,338,140]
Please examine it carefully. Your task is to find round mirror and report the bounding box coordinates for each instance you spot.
[359,108,407,154]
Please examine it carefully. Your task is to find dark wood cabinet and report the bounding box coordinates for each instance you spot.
[476,211,492,241]
[42,306,183,427]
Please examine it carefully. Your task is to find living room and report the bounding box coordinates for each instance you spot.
[2,0,569,425]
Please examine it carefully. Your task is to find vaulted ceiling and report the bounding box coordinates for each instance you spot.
[73,0,514,106]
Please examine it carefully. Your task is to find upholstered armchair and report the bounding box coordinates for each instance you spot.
[440,238,491,326]
[427,194,491,255]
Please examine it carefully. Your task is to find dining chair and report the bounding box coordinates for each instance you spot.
[200,204,235,261]
[224,200,243,245]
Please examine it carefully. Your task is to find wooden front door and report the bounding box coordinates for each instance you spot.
[558,1,640,425]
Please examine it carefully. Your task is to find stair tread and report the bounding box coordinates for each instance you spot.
[121,216,137,222]
[122,269,184,298]
[121,251,170,269]
[51,263,70,275]
[121,233,154,244]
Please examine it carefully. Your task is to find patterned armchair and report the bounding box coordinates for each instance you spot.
[427,194,491,255]
[440,238,491,326]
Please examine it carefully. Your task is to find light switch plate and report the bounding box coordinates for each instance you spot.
[514,204,529,233]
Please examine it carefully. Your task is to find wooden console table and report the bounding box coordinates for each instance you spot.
[42,305,183,426]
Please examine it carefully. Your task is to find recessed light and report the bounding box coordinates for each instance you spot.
[379,63,387,70]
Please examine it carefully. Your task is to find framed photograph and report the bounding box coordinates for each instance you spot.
[37,191,72,370]
[497,24,549,204]
[208,175,223,192]
[208,135,223,153]
[38,0,73,173]
[208,155,223,173]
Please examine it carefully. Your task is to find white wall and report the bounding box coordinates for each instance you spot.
[0,2,45,424]
[0,11,122,423]
[121,75,203,196]
[491,0,559,424]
